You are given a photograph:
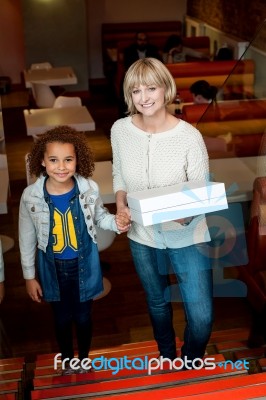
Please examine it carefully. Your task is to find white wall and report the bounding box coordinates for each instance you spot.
[22,0,88,90]
[87,0,187,79]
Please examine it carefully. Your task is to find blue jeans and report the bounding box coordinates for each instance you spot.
[129,240,213,361]
[51,258,93,361]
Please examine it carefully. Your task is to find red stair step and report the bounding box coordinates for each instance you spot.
[209,328,249,344]
[31,365,247,399]
[0,381,19,395]
[0,394,16,400]
[0,357,24,366]
[36,338,182,366]
[0,363,24,373]
[0,371,22,383]
[258,357,266,371]
[234,347,265,360]
[216,340,249,352]
[167,382,266,399]
[93,373,266,400]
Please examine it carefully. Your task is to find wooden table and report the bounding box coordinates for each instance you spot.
[23,106,95,135]
[23,67,77,88]
[0,90,30,109]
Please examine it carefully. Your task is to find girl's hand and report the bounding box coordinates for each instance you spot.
[0,282,4,304]
[115,208,131,233]
[26,279,43,303]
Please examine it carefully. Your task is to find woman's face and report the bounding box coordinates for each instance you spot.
[131,84,165,116]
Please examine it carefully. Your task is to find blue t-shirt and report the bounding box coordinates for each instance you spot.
[49,186,78,259]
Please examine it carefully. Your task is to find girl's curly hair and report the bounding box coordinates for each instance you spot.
[27,126,95,178]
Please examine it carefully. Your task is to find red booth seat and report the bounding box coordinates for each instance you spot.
[166,59,255,103]
[182,99,266,157]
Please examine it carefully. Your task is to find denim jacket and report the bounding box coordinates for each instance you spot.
[19,174,118,300]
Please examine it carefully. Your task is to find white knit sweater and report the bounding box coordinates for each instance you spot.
[111,116,211,249]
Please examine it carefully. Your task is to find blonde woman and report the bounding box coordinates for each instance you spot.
[111,58,213,365]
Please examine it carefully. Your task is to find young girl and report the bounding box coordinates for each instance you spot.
[19,126,129,374]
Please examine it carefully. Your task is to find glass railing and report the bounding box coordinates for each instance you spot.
[196,18,266,160]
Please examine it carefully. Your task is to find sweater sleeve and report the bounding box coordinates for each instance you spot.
[186,125,210,182]
[110,120,128,194]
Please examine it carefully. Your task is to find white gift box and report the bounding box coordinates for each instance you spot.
[127,181,228,226]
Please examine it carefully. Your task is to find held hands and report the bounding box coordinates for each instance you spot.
[26,279,43,303]
[115,207,131,233]
[0,282,4,304]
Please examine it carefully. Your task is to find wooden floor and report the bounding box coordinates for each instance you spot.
[0,85,253,361]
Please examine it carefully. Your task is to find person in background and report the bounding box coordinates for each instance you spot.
[163,35,207,64]
[0,239,4,304]
[119,32,162,117]
[111,58,213,365]
[19,126,130,375]
[124,32,162,71]
[190,80,218,104]
[215,45,233,61]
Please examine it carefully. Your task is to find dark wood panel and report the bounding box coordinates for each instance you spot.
[187,0,266,50]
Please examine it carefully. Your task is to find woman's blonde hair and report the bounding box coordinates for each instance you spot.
[123,57,176,115]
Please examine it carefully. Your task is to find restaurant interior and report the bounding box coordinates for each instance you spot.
[1,0,266,399]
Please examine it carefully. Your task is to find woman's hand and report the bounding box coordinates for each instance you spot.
[115,208,131,233]
[0,282,4,304]
[26,279,43,303]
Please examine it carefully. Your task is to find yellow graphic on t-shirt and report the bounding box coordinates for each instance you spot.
[53,208,77,253]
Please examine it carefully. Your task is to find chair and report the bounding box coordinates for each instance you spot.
[30,62,52,70]
[53,96,82,108]
[31,82,56,108]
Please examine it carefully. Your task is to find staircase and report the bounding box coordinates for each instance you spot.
[1,328,266,399]
[0,356,25,399]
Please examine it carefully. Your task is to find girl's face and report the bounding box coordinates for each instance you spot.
[131,84,165,116]
[42,142,77,186]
